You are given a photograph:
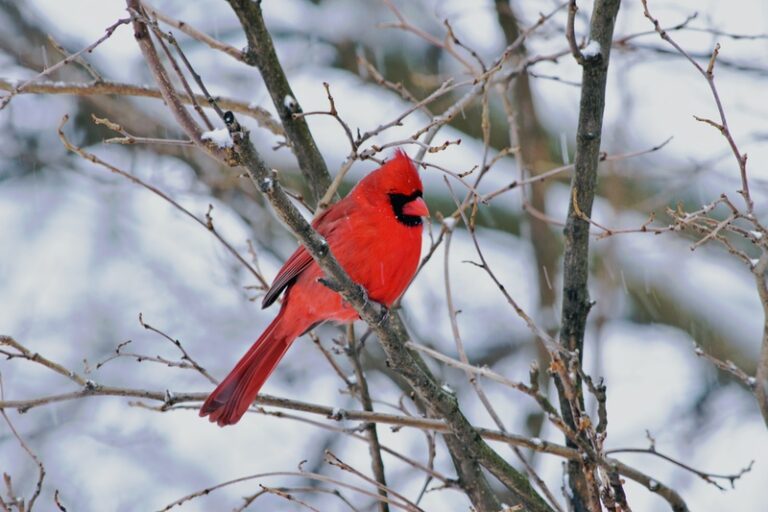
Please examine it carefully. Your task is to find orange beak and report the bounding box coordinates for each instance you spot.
[402,197,429,218]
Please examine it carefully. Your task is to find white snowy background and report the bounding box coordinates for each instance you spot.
[1,0,768,511]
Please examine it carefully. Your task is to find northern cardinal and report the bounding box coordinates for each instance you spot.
[200,151,428,426]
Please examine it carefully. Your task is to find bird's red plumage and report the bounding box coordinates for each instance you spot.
[200,151,427,426]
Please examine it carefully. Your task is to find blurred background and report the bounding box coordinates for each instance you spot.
[1,0,767,510]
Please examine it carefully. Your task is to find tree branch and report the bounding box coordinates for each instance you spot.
[752,252,768,427]
[346,325,389,512]
[225,0,332,205]
[556,0,621,510]
[141,1,244,62]
[0,17,130,110]
[0,332,697,511]
[126,2,227,161]
[0,77,283,136]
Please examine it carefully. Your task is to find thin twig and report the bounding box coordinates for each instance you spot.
[380,0,478,75]
[58,115,268,289]
[605,448,753,491]
[0,18,130,110]
[141,1,244,61]
[567,1,585,64]
[258,484,321,512]
[0,78,283,135]
[47,34,103,81]
[641,0,752,214]
[345,325,390,512]
[0,375,45,512]
[481,137,673,203]
[0,333,704,512]
[159,470,418,512]
[326,452,420,512]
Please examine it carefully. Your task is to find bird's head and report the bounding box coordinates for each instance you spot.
[358,150,429,227]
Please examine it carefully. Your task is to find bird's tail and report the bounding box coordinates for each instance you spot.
[199,315,298,426]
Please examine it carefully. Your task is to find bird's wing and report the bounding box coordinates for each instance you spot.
[261,245,312,308]
[261,198,356,309]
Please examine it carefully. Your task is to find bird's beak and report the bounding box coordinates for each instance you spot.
[402,197,429,218]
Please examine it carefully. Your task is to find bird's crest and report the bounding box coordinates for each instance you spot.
[359,150,422,196]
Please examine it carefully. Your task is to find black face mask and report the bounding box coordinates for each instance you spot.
[389,191,424,227]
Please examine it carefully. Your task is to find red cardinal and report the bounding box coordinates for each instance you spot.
[200,151,428,426]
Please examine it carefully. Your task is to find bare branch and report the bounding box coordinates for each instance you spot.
[605,448,753,491]
[345,325,390,512]
[127,2,226,161]
[141,1,244,62]
[0,375,45,512]
[57,115,268,289]
[641,0,752,214]
[556,0,621,509]
[225,0,332,205]
[0,17,130,110]
[567,1,585,64]
[0,78,283,135]
[159,470,418,512]
[751,252,768,426]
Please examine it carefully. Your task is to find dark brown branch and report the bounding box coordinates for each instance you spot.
[556,0,621,510]
[54,489,67,512]
[225,0,332,205]
[609,460,689,512]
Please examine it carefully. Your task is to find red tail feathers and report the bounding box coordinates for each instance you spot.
[199,316,295,426]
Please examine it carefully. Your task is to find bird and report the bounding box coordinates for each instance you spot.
[200,150,429,426]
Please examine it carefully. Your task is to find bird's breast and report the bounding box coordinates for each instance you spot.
[333,219,423,306]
